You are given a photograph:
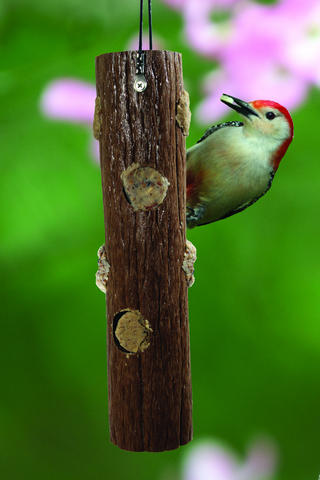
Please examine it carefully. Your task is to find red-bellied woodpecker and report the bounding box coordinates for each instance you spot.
[186,94,294,228]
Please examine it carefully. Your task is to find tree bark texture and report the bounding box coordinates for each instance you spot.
[95,50,192,452]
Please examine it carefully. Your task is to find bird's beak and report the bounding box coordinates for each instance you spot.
[220,94,259,119]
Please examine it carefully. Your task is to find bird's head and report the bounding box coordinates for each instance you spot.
[221,94,294,171]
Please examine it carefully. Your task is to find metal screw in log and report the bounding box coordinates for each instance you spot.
[95,50,192,452]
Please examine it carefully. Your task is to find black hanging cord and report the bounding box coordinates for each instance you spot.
[135,0,152,92]
[148,0,153,50]
[138,0,153,52]
[139,0,144,53]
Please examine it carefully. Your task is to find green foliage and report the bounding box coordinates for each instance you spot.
[1,1,320,479]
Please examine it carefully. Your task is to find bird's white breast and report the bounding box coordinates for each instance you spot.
[187,126,274,223]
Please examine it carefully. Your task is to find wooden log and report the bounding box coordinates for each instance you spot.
[95,50,192,452]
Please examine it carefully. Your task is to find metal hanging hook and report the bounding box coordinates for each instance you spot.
[134,0,153,93]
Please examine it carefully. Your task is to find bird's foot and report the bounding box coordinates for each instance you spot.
[186,205,206,228]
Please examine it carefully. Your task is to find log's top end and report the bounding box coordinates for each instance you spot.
[95,50,182,61]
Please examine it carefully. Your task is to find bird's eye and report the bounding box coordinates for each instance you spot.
[266,111,276,120]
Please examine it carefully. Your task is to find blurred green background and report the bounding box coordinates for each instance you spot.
[1,0,320,479]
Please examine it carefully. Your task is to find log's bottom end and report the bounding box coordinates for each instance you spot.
[109,434,193,453]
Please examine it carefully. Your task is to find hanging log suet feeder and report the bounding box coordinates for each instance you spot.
[95,0,193,452]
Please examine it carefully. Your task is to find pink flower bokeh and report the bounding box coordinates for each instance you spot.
[40,78,99,162]
[40,0,320,160]
[183,438,277,480]
[164,0,320,123]
[41,78,96,124]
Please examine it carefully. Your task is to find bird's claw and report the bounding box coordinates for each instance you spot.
[186,205,206,228]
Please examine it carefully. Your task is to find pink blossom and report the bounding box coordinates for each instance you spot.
[183,439,277,480]
[40,78,99,162]
[162,0,320,123]
[184,1,232,58]
[197,66,308,123]
[237,441,278,480]
[163,0,238,9]
[91,137,100,163]
[183,442,238,480]
[162,0,186,9]
[164,0,241,57]
[279,1,320,85]
[230,1,320,85]
[196,1,310,122]
[41,78,96,124]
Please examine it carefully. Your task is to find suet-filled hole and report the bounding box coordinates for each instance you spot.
[121,163,170,211]
[113,309,153,354]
